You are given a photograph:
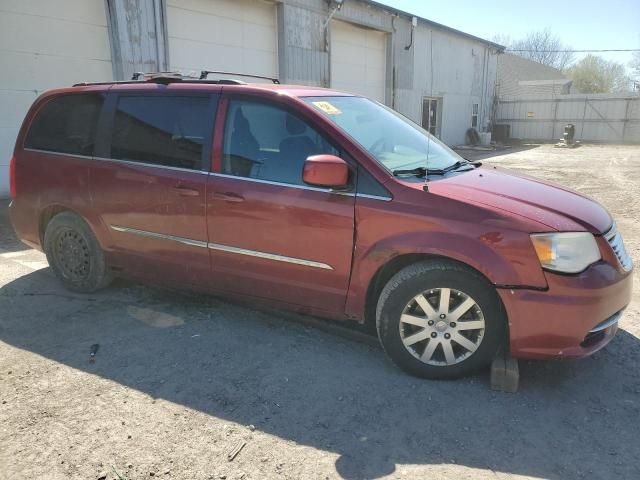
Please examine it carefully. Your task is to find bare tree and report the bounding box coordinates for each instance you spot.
[490,34,512,48]
[508,28,575,71]
[631,50,640,79]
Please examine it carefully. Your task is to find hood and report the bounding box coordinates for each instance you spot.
[423,166,612,234]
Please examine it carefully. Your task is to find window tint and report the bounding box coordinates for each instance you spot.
[25,94,103,156]
[111,96,212,170]
[222,100,338,185]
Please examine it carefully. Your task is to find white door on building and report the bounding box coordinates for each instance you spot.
[330,20,387,103]
[0,0,113,197]
[166,0,278,79]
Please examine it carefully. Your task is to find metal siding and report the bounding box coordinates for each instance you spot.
[280,0,498,146]
[107,0,167,80]
[496,94,640,143]
[279,3,328,85]
[166,0,278,77]
[330,19,387,102]
[399,23,497,145]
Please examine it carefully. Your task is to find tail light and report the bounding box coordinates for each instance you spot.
[9,154,16,198]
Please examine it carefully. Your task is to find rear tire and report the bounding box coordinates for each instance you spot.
[44,211,112,293]
[376,260,506,379]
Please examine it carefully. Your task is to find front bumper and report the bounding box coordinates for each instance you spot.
[498,258,633,360]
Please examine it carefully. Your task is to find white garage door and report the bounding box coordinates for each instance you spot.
[0,0,112,197]
[167,0,278,79]
[330,20,387,103]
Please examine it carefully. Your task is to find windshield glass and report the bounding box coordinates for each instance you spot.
[303,96,465,172]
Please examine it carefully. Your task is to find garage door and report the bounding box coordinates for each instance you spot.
[167,0,278,79]
[0,0,112,197]
[330,20,387,103]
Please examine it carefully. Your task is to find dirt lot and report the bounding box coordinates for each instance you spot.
[1,144,639,480]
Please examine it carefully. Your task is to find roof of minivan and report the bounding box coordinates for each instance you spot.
[61,81,357,99]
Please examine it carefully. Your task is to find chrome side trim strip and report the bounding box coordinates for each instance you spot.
[24,148,93,161]
[207,242,334,270]
[589,310,623,333]
[356,193,392,202]
[93,156,210,175]
[207,172,354,196]
[110,225,208,248]
[109,225,333,270]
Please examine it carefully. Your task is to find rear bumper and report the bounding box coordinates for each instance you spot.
[498,261,633,360]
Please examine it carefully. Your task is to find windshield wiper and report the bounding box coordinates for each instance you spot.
[392,161,480,178]
[392,166,427,177]
[427,160,478,176]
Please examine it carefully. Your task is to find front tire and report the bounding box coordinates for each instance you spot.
[376,260,506,379]
[44,211,112,293]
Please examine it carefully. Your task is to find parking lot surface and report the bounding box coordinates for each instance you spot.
[1,144,639,480]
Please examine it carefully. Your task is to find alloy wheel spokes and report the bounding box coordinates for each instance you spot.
[399,288,485,366]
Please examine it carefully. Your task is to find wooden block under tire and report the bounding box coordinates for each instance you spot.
[490,351,519,393]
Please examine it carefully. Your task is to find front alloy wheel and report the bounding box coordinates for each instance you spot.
[400,288,485,366]
[376,260,505,379]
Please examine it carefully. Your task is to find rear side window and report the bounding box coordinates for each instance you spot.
[25,94,103,156]
[110,96,212,170]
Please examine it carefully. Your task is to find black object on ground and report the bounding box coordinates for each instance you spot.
[89,343,100,363]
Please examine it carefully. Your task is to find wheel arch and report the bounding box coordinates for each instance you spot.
[39,205,108,250]
[363,253,499,329]
[39,204,75,246]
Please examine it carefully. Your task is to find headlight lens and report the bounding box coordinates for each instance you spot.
[530,232,601,273]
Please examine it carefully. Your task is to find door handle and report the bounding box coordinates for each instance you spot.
[171,186,200,197]
[211,191,245,203]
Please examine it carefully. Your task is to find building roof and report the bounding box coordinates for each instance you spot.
[367,1,506,51]
[496,53,571,96]
[498,53,567,81]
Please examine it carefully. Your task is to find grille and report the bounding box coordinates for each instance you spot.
[605,223,633,271]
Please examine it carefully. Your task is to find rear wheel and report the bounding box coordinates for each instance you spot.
[376,260,506,379]
[44,212,112,293]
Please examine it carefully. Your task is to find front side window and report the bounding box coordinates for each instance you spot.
[304,96,464,173]
[25,94,103,156]
[222,99,338,186]
[111,96,212,170]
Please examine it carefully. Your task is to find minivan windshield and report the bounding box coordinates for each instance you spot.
[304,96,466,174]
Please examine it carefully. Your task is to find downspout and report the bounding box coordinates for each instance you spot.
[480,46,488,132]
[323,0,344,89]
[323,1,344,52]
[391,14,397,109]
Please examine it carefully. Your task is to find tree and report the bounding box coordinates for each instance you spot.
[509,28,575,71]
[631,50,640,79]
[567,55,630,93]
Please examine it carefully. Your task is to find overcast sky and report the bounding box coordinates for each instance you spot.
[376,0,639,70]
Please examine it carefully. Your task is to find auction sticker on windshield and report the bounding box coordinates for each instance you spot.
[312,101,341,115]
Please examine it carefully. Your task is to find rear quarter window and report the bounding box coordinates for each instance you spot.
[24,94,104,156]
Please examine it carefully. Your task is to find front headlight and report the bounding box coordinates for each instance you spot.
[530,232,601,273]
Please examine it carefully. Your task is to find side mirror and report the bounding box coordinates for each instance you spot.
[302,155,349,189]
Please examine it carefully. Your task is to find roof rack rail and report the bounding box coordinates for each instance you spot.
[199,70,280,84]
[72,70,272,87]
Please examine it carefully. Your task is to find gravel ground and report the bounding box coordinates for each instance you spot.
[0,144,639,480]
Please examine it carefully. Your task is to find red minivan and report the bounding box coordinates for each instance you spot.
[8,73,633,379]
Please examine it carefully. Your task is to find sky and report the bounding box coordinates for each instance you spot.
[375,0,639,71]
